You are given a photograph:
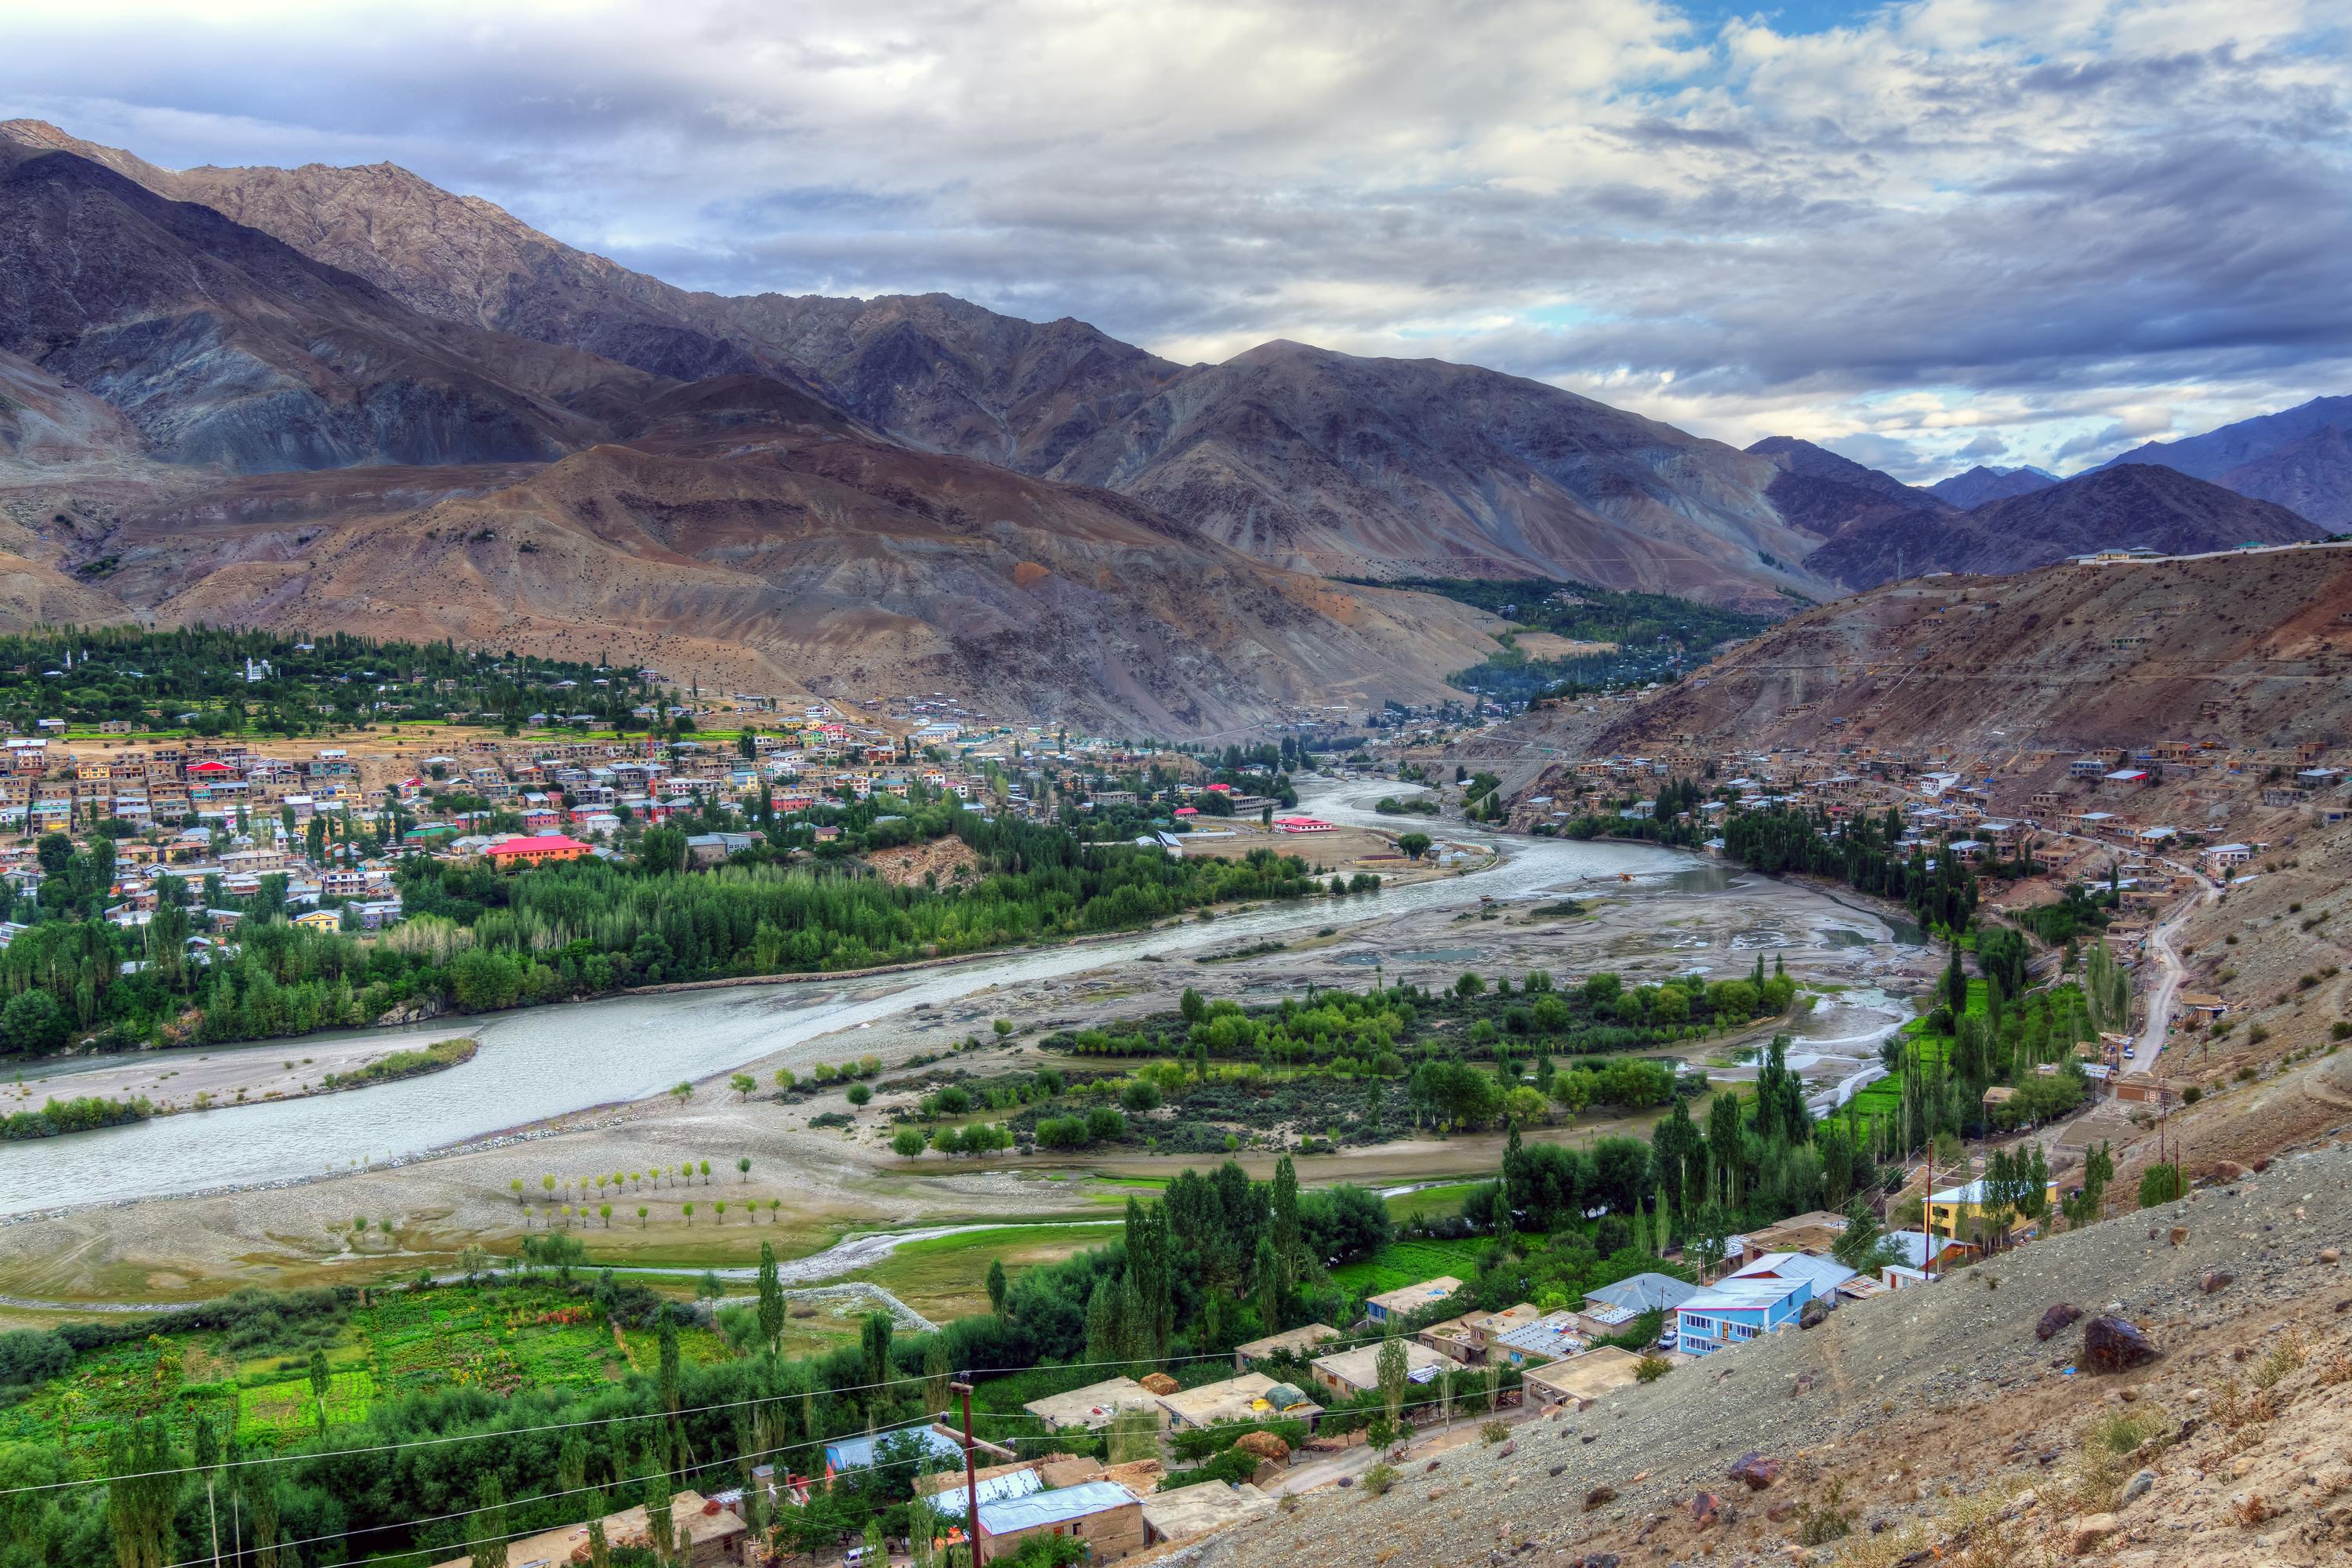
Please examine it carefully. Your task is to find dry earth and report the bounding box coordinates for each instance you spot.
[1175,1132,2352,1568]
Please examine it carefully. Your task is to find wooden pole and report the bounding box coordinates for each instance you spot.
[952,1378,981,1566]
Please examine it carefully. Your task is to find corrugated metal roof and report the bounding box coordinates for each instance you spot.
[930,1468,1045,1517]
[976,1480,1136,1534]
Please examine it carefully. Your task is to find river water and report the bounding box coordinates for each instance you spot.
[0,785,1906,1213]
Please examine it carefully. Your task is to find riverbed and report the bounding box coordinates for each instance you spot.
[0,783,1684,1214]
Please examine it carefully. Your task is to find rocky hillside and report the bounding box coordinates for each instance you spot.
[1744,436,1955,541]
[1559,543,2352,757]
[1180,1138,2352,1568]
[1044,341,1827,606]
[1804,464,2321,590]
[0,135,665,473]
[90,391,1502,734]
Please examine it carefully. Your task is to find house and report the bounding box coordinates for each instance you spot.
[822,1422,970,1479]
[1231,1323,1341,1373]
[1415,1314,1483,1365]
[1270,815,1334,833]
[1363,1275,1461,1325]
[1735,1210,1849,1266]
[1309,1338,1453,1399]
[428,1491,744,1568]
[1882,1229,1979,1281]
[1152,1371,1320,1430]
[1675,1277,1810,1356]
[1490,1312,1587,1367]
[938,1479,1145,1563]
[1022,1376,1164,1432]
[1581,1272,1697,1323]
[1927,1177,2060,1245]
[1464,1301,1546,1355]
[485,833,592,869]
[1676,1254,1856,1357]
[1140,1481,1276,1548]
[1520,1345,1645,1406]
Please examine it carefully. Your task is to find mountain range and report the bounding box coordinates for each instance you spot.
[0,117,2341,730]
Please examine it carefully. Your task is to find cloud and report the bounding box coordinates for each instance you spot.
[2,0,2346,471]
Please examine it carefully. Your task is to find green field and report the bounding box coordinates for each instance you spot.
[1381,1182,1486,1226]
[1330,1236,1496,1297]
[0,1279,737,1471]
[1849,981,1976,1120]
[862,1222,1120,1323]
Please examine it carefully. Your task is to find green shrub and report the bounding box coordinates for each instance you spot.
[1635,1356,1670,1383]
[1361,1462,1397,1497]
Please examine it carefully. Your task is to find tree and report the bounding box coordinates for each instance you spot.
[105,1418,175,1568]
[861,1311,895,1416]
[731,1075,756,1101]
[2137,1162,2185,1208]
[307,1349,332,1433]
[986,1258,1009,1319]
[1829,1197,1900,1272]
[891,1127,927,1157]
[1375,1335,1408,1428]
[1397,832,1432,861]
[738,1156,752,1182]
[758,1240,786,1356]
[468,1474,508,1568]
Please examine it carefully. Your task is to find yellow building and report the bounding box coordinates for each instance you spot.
[1928,1177,2060,1243]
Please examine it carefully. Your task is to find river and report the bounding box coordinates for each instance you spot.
[2,783,1711,1212]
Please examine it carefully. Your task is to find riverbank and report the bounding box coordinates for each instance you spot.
[2,1025,482,1123]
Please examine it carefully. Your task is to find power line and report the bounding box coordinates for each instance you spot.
[148,1371,1525,1568]
[2,1325,1438,1500]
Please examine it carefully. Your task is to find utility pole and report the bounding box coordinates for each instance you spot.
[952,1378,982,1567]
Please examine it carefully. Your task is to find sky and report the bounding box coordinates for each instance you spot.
[6,0,2350,481]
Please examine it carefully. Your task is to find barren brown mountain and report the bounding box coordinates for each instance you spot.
[96,381,1502,733]
[1743,434,1955,541]
[1044,340,1829,605]
[0,122,1835,605]
[1575,543,2352,757]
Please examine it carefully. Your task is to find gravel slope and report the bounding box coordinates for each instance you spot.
[1173,1138,2352,1568]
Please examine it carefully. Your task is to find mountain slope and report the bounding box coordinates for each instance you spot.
[0,136,666,474]
[1567,541,2352,759]
[4,122,1831,605]
[2095,395,2352,528]
[1926,463,2056,508]
[1743,436,1954,542]
[1042,341,1828,606]
[1802,463,2320,589]
[92,401,1503,734]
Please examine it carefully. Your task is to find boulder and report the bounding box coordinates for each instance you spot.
[2121,1469,2155,1506]
[2082,1316,2159,1373]
[2036,1303,2083,1341]
[2070,1513,2122,1555]
[1690,1491,1722,1530]
[1727,1452,1784,1491]
[2200,1269,2234,1294]
[1582,1485,1616,1512]
[1798,1298,1831,1330]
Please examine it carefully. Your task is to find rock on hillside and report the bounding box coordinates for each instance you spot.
[1544,543,2352,760]
[105,421,1502,735]
[1804,463,2321,589]
[1175,1138,2352,1568]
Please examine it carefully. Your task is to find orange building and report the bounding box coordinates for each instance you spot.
[485,833,592,868]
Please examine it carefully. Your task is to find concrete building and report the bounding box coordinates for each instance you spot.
[1153,1371,1320,1429]
[429,1491,744,1568]
[1021,1376,1164,1432]
[1309,1338,1453,1399]
[1363,1276,1461,1326]
[1232,1323,1341,1372]
[1141,1481,1276,1548]
[1520,1346,1646,1406]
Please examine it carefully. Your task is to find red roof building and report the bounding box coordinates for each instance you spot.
[486,834,592,868]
